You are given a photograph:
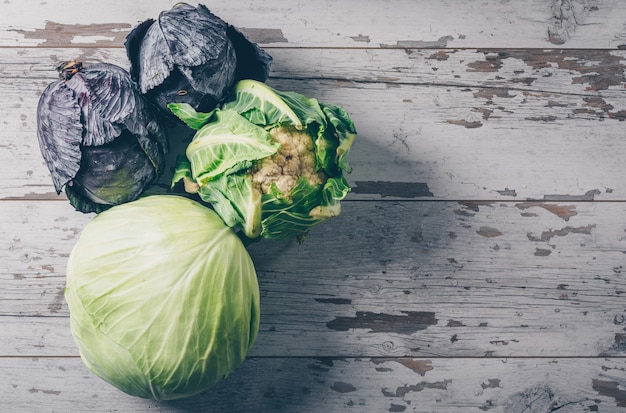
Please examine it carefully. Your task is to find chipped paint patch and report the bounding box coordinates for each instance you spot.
[481,379,501,389]
[527,224,596,242]
[542,189,602,201]
[372,359,433,376]
[467,54,503,72]
[350,34,371,43]
[48,288,65,314]
[447,320,465,327]
[12,21,131,46]
[477,227,503,238]
[28,388,61,395]
[315,298,352,305]
[331,382,357,393]
[382,380,452,397]
[497,188,517,197]
[516,203,577,221]
[239,28,288,44]
[447,119,482,128]
[326,311,437,334]
[458,201,495,213]
[382,35,454,49]
[428,51,453,61]
[592,379,626,407]
[500,50,626,91]
[534,248,552,256]
[473,88,517,100]
[572,97,626,121]
[525,115,558,122]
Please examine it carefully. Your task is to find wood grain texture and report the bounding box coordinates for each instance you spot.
[2,0,626,49]
[3,200,626,358]
[2,0,626,411]
[3,357,626,412]
[1,48,625,201]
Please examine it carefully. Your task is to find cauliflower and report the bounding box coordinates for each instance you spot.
[171,80,356,241]
[249,125,327,196]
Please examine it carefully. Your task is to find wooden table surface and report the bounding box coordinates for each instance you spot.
[2,1,626,412]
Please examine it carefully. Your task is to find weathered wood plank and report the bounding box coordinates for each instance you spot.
[3,356,626,412]
[2,0,626,49]
[3,200,626,358]
[1,48,625,201]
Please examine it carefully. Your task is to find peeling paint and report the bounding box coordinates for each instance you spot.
[498,50,626,91]
[497,188,517,197]
[382,35,454,49]
[572,97,626,121]
[427,51,452,61]
[382,380,452,397]
[11,22,287,46]
[474,107,494,120]
[516,203,577,221]
[512,77,537,86]
[350,34,371,43]
[331,382,357,393]
[388,404,407,412]
[326,311,437,334]
[534,248,552,256]
[372,359,433,376]
[525,115,558,122]
[458,201,495,213]
[237,28,288,44]
[352,181,434,198]
[611,333,626,352]
[592,379,626,407]
[481,379,501,389]
[28,388,61,395]
[477,227,503,238]
[315,298,352,305]
[12,21,131,46]
[542,189,602,201]
[527,224,596,242]
[447,119,483,128]
[467,54,503,72]
[47,288,65,314]
[609,110,626,121]
[447,320,465,327]
[473,88,517,100]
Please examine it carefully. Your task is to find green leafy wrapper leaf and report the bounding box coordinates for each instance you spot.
[168,103,214,130]
[186,110,280,185]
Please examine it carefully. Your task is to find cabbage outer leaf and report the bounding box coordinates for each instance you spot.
[167,102,214,130]
[320,103,357,173]
[197,173,263,239]
[65,195,260,400]
[185,110,280,185]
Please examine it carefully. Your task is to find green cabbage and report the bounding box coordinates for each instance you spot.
[170,79,356,241]
[65,195,260,400]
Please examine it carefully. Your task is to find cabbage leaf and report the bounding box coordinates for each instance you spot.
[65,195,260,400]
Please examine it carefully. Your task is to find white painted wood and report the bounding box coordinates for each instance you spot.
[1,48,625,201]
[3,356,626,412]
[1,0,626,49]
[3,200,626,358]
[3,0,626,410]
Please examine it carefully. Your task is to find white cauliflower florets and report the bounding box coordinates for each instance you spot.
[249,125,326,196]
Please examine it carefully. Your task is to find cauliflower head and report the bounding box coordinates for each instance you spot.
[249,125,327,196]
